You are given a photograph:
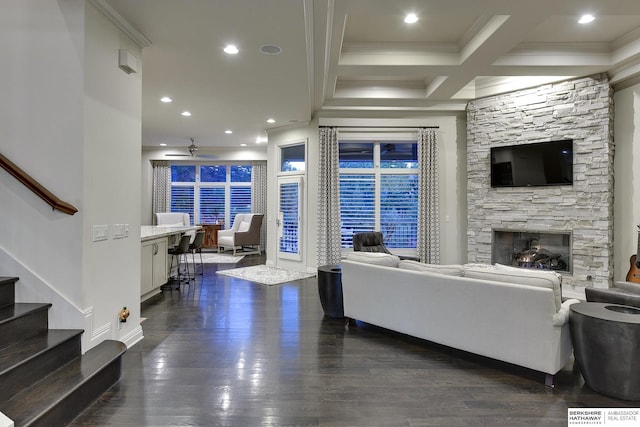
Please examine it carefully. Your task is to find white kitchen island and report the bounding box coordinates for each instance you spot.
[140,225,201,301]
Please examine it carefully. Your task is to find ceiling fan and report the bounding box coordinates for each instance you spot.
[164,138,217,159]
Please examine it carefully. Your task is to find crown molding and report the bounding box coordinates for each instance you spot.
[89,0,152,48]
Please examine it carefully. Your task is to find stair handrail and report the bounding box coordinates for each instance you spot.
[0,153,78,215]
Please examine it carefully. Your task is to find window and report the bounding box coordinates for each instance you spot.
[170,164,252,225]
[339,140,418,249]
[339,174,374,246]
[278,177,302,259]
[280,144,306,172]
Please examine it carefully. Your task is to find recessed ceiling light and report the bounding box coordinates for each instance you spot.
[160,96,172,103]
[225,129,232,134]
[240,143,247,147]
[181,111,191,117]
[259,45,282,55]
[404,13,418,24]
[256,136,268,144]
[266,118,275,124]
[160,143,167,146]
[224,44,239,54]
[578,14,595,24]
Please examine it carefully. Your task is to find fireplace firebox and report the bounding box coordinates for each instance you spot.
[492,229,571,273]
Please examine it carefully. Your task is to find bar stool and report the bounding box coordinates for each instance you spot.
[168,234,192,289]
[189,231,205,276]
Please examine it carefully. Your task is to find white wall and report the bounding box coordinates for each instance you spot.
[0,0,143,350]
[613,84,640,282]
[0,0,85,312]
[82,3,143,348]
[266,115,467,273]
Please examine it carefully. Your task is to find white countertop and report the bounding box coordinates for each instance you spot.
[141,225,201,241]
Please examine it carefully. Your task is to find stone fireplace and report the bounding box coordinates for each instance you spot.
[466,74,614,298]
[492,229,572,272]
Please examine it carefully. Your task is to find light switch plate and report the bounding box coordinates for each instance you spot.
[93,225,109,242]
[113,224,129,239]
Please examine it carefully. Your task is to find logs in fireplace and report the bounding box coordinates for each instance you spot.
[514,244,567,271]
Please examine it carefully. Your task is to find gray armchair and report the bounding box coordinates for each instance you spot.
[585,281,640,308]
[217,213,264,256]
[352,232,392,254]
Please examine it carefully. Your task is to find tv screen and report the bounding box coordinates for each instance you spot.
[490,139,573,187]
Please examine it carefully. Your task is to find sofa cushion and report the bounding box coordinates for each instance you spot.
[345,252,400,268]
[464,263,562,312]
[398,260,464,276]
[495,264,563,311]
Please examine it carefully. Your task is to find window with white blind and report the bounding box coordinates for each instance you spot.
[339,174,375,247]
[338,140,418,249]
[277,176,303,260]
[170,164,252,225]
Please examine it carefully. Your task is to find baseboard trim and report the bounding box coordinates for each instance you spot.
[119,325,144,348]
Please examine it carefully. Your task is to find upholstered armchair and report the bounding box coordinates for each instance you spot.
[217,213,264,256]
[352,232,392,254]
[585,281,640,308]
[352,231,418,260]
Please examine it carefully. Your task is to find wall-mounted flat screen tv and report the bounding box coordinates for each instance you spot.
[490,139,573,187]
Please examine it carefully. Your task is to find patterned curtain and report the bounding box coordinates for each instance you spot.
[151,160,171,224]
[251,161,268,251]
[417,129,440,263]
[317,127,342,266]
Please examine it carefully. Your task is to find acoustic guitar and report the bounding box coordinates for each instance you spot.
[626,225,640,283]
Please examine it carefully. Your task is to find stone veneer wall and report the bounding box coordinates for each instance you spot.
[466,74,614,295]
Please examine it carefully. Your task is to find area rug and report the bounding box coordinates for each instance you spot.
[188,253,245,264]
[216,265,315,285]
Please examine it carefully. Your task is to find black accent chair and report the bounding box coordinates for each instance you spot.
[352,232,392,254]
[585,281,640,308]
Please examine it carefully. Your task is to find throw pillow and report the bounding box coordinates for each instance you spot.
[398,260,464,276]
[345,252,401,268]
[238,221,251,232]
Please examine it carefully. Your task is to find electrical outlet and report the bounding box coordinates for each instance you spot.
[93,225,109,242]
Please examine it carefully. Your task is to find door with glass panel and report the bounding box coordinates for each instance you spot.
[277,176,302,261]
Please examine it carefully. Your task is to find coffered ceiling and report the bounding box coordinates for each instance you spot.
[100,0,640,150]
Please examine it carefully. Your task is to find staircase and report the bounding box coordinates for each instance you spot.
[0,277,126,426]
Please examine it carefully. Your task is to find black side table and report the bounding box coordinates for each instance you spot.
[317,264,343,318]
[570,302,640,400]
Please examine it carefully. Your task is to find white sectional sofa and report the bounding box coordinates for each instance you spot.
[341,252,579,386]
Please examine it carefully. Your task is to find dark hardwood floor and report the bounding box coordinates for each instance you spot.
[70,255,638,426]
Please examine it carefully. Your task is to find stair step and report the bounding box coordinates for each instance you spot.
[0,303,51,350]
[0,329,84,402]
[0,340,127,427]
[0,277,18,308]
